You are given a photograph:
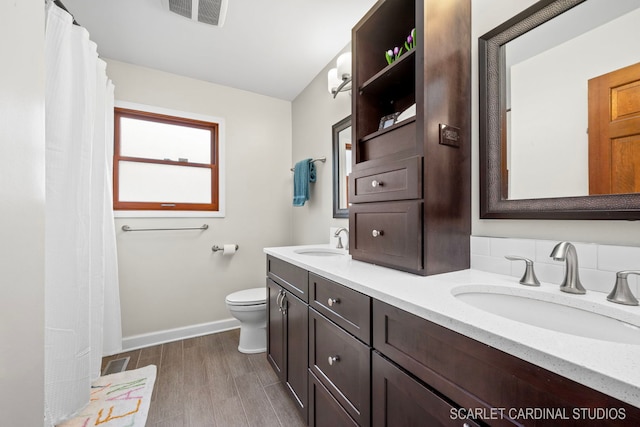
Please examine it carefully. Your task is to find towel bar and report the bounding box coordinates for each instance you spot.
[290,157,326,171]
[121,224,209,232]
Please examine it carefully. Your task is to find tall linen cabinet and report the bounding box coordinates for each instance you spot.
[348,0,471,275]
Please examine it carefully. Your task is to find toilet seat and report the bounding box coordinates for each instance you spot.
[225,287,266,306]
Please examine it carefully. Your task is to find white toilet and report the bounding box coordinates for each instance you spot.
[225,287,267,354]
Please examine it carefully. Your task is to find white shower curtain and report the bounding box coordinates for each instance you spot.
[44,2,122,425]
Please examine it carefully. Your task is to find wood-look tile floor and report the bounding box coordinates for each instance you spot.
[101,329,306,427]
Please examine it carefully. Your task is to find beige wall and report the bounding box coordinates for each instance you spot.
[105,60,293,340]
[291,46,351,245]
[471,0,640,246]
[0,0,45,424]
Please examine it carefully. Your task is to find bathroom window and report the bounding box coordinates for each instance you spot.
[113,105,223,215]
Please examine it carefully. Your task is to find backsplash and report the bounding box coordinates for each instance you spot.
[471,236,640,296]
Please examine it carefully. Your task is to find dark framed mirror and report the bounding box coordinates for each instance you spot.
[479,0,640,219]
[332,115,351,218]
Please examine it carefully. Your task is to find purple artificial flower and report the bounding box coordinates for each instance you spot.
[393,46,399,56]
[407,35,413,44]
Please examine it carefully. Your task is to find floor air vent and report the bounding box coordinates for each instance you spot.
[102,357,130,376]
[162,0,228,27]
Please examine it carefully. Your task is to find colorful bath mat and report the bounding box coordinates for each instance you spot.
[58,364,156,427]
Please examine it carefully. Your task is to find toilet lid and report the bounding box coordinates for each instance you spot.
[226,287,266,306]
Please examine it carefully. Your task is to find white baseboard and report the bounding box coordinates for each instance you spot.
[120,318,240,353]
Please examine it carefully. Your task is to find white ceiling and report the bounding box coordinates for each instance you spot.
[61,0,377,101]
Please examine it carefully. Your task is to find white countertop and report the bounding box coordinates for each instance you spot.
[264,244,640,408]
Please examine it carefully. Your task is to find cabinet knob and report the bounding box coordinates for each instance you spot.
[371,179,383,188]
[327,298,340,307]
[328,355,340,366]
[372,229,384,237]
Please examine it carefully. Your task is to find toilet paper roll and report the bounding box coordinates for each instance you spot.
[222,244,236,256]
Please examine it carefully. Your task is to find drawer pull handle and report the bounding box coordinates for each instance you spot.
[327,298,340,307]
[372,229,384,237]
[328,355,340,366]
[371,180,383,188]
[276,290,284,313]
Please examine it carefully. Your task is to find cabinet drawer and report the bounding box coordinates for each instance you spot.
[309,309,370,427]
[349,201,422,272]
[267,255,308,302]
[308,370,358,427]
[309,273,371,344]
[349,156,421,203]
[372,352,481,427]
[358,117,416,163]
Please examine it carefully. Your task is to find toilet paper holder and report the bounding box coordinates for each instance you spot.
[211,244,239,253]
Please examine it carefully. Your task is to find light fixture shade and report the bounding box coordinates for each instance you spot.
[327,68,341,94]
[337,52,352,80]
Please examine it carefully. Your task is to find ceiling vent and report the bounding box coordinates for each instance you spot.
[161,0,228,27]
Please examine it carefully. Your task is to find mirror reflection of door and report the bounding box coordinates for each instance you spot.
[589,61,640,194]
[502,0,640,200]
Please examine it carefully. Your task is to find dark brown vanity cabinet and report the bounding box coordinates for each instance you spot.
[266,256,309,424]
[349,0,471,276]
[372,300,640,427]
[267,257,640,426]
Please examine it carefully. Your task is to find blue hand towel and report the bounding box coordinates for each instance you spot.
[293,158,316,206]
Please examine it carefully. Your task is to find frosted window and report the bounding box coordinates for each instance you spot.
[120,117,212,164]
[118,161,212,204]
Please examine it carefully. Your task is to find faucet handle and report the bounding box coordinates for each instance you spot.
[505,255,540,286]
[607,271,640,306]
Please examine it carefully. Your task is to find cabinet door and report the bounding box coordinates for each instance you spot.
[372,352,480,427]
[309,370,359,427]
[283,290,309,424]
[267,278,284,379]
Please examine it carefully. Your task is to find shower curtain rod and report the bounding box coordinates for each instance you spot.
[53,0,79,25]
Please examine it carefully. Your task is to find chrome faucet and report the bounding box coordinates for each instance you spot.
[334,227,349,250]
[607,271,640,306]
[549,242,586,294]
[504,255,540,286]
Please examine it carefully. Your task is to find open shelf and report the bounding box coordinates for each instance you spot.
[359,48,415,98]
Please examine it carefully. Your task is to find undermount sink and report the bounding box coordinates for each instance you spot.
[293,247,347,257]
[453,285,640,344]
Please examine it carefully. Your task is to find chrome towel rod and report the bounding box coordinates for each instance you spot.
[290,157,326,171]
[121,224,209,232]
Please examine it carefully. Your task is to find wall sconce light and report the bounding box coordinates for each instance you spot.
[327,52,352,98]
